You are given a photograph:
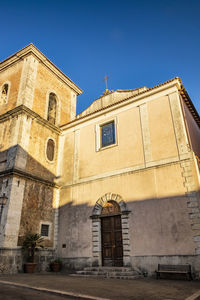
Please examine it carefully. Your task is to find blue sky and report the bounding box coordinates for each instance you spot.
[0,0,200,114]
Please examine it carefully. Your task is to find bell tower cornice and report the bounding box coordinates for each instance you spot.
[0,43,82,95]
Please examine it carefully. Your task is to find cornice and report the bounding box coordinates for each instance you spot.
[0,167,57,187]
[0,44,82,95]
[180,88,200,128]
[61,77,182,130]
[0,105,61,134]
[61,77,200,131]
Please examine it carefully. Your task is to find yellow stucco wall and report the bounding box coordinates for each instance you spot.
[58,90,198,257]
[78,107,144,178]
[62,93,180,183]
[148,96,178,161]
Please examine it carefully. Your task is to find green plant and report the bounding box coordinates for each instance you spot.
[50,258,62,272]
[22,233,44,263]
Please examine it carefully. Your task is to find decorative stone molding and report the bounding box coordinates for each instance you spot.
[91,193,131,266]
[92,192,129,216]
[0,105,61,134]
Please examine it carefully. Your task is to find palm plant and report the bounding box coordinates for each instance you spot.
[22,233,44,263]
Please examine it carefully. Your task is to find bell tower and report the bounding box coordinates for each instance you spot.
[0,44,82,251]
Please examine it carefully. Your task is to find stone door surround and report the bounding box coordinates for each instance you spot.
[91,193,131,267]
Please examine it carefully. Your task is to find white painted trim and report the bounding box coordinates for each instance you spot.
[95,116,118,152]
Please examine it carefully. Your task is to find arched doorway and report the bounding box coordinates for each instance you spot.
[91,193,131,267]
[101,201,123,266]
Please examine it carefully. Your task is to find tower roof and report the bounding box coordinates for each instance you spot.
[0,43,83,95]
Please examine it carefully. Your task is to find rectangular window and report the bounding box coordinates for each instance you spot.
[41,224,49,237]
[101,121,115,148]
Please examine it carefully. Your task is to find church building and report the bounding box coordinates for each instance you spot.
[0,44,200,277]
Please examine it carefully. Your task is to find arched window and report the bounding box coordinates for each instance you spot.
[101,200,121,215]
[1,84,9,104]
[47,93,57,125]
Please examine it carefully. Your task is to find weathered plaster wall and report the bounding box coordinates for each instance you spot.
[0,118,19,172]
[58,162,195,259]
[33,63,76,125]
[26,120,59,179]
[0,61,23,113]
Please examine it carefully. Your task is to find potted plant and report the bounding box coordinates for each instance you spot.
[50,258,62,272]
[22,233,44,273]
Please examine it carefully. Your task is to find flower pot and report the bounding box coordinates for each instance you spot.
[24,263,37,273]
[50,262,61,272]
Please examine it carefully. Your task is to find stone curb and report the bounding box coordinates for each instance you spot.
[185,290,200,300]
[0,280,110,300]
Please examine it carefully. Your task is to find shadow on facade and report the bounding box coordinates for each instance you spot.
[0,145,56,248]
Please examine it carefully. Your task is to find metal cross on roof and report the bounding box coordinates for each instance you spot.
[104,75,109,90]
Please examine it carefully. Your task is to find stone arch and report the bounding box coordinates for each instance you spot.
[91,193,131,267]
[92,192,128,216]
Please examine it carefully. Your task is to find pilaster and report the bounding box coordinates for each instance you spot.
[139,104,152,165]
[168,93,191,160]
[180,159,200,254]
[17,55,38,109]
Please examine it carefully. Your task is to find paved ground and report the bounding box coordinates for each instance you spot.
[0,283,75,300]
[0,273,200,300]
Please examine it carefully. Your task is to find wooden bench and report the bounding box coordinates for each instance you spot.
[156,264,192,280]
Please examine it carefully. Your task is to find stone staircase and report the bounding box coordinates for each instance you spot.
[70,266,141,280]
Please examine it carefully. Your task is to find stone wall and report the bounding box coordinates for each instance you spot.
[18,180,55,248]
[0,248,55,274]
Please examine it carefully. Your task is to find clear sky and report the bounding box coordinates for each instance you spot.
[0,0,200,114]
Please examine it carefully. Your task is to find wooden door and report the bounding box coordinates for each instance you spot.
[101,215,123,266]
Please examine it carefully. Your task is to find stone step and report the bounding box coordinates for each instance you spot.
[76,271,106,275]
[70,274,105,279]
[84,267,133,272]
[69,273,140,280]
[76,270,137,276]
[70,266,141,280]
